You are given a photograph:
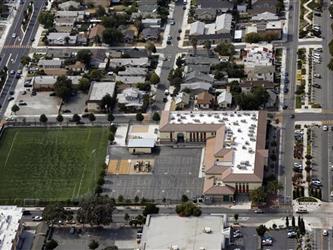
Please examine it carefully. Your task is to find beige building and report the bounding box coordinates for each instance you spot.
[159,111,268,202]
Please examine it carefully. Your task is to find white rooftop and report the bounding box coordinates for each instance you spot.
[128,138,155,148]
[243,43,274,67]
[0,206,22,250]
[141,215,227,250]
[168,111,260,174]
[88,82,116,101]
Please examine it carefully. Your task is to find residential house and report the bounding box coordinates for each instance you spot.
[194,8,217,22]
[58,1,80,10]
[117,67,148,77]
[180,82,212,95]
[32,76,81,91]
[115,76,146,84]
[142,18,161,28]
[117,87,145,109]
[175,92,190,110]
[83,0,109,8]
[185,64,211,74]
[237,4,247,13]
[242,44,275,82]
[248,0,279,21]
[47,33,77,45]
[197,0,234,14]
[185,55,220,65]
[87,82,116,112]
[189,14,233,44]
[138,0,158,18]
[38,59,63,69]
[88,24,105,44]
[45,49,73,58]
[55,16,75,32]
[66,61,86,72]
[55,11,86,21]
[109,57,150,68]
[195,91,215,109]
[184,71,215,83]
[140,28,160,41]
[217,89,232,108]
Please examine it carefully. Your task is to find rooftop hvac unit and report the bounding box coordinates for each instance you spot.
[204,227,212,233]
[171,245,179,250]
[199,247,206,250]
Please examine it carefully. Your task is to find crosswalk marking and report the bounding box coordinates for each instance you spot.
[3,45,32,49]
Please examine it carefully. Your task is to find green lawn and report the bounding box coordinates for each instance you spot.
[0,127,108,203]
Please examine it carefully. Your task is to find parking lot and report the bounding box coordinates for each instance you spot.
[104,146,204,201]
[227,227,296,250]
[51,226,138,250]
[310,48,324,107]
[12,90,61,115]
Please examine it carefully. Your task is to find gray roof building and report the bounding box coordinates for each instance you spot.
[88,82,116,102]
[184,71,215,83]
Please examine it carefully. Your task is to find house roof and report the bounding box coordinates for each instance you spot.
[215,13,232,33]
[217,89,232,104]
[89,24,105,39]
[196,91,215,105]
[248,0,278,16]
[58,0,80,10]
[128,138,155,148]
[118,67,148,76]
[115,75,146,84]
[141,28,160,39]
[181,82,212,92]
[185,71,215,83]
[38,59,63,67]
[240,80,275,89]
[185,55,219,65]
[189,21,205,35]
[197,0,234,10]
[175,92,190,105]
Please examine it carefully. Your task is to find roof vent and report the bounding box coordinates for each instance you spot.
[204,227,212,233]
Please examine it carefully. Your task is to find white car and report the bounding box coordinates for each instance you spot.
[323,125,328,131]
[12,33,16,38]
[32,216,43,221]
[330,191,333,197]
[311,179,321,186]
[323,230,328,236]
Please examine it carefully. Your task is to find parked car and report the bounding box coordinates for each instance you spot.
[262,236,273,246]
[32,216,43,221]
[323,230,329,236]
[22,210,31,215]
[296,207,308,214]
[313,84,321,88]
[288,230,297,238]
[254,209,264,214]
[323,126,328,131]
[314,73,321,78]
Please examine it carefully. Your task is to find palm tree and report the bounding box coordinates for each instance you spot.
[190,38,198,55]
[203,40,211,55]
[11,104,19,114]
[145,41,156,58]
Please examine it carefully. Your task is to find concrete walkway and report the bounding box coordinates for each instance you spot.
[303,0,314,30]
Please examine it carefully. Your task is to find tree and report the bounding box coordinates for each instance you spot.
[175,202,201,217]
[256,225,267,237]
[181,194,189,203]
[21,55,31,66]
[286,216,289,228]
[38,11,54,29]
[54,76,73,101]
[299,218,306,234]
[88,69,103,81]
[152,112,160,121]
[88,113,96,123]
[145,41,156,57]
[40,114,48,123]
[96,5,106,17]
[234,213,239,223]
[107,113,115,122]
[149,72,160,84]
[250,187,267,204]
[76,49,92,66]
[42,204,73,225]
[124,213,130,223]
[190,38,198,55]
[136,112,144,121]
[176,56,184,68]
[245,32,262,43]
[214,41,235,56]
[56,114,63,123]
[71,114,81,123]
[108,132,115,142]
[103,28,124,45]
[292,216,295,228]
[143,203,159,216]
[267,180,283,194]
[203,40,211,55]
[89,240,99,250]
[328,58,333,71]
[77,196,115,226]
[78,77,91,93]
[11,104,19,114]
[45,239,58,250]
[100,94,115,112]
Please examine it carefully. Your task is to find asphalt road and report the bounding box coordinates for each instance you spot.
[0,0,44,116]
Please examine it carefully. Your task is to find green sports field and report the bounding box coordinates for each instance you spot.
[0,127,109,203]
